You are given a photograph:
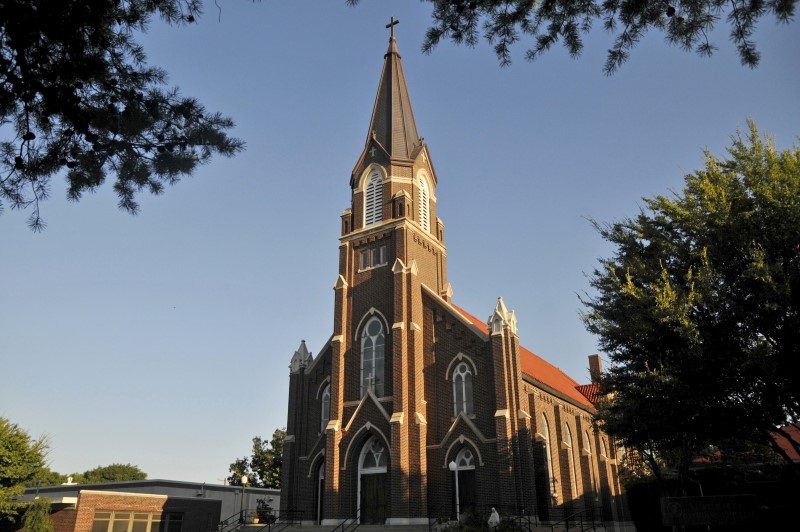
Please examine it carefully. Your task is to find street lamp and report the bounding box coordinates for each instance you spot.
[448,461,460,522]
[239,475,249,523]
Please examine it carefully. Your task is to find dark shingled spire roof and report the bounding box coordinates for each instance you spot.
[366,34,420,160]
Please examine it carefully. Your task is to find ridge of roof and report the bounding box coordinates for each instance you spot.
[450,303,593,409]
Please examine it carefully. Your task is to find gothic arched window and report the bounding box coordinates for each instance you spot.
[364,172,382,227]
[452,362,473,416]
[565,424,579,498]
[541,414,555,490]
[418,175,430,232]
[321,384,330,433]
[360,317,385,397]
[359,435,388,472]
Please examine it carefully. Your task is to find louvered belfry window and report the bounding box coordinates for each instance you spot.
[418,176,430,232]
[364,172,382,226]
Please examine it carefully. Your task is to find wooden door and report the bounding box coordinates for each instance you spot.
[360,474,386,524]
[459,469,476,516]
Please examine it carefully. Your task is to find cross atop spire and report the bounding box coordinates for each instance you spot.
[386,16,399,39]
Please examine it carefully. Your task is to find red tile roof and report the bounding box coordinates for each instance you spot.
[774,423,800,462]
[451,304,594,409]
[576,383,601,404]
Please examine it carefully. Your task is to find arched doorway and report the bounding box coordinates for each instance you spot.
[315,460,325,524]
[451,447,476,519]
[358,435,387,524]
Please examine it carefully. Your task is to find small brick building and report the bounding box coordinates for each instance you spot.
[46,490,220,532]
[280,31,627,528]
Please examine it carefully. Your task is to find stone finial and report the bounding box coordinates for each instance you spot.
[488,297,518,336]
[289,340,313,374]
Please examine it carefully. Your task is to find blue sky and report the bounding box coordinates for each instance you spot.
[2,1,798,484]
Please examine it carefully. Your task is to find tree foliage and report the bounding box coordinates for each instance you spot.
[0,0,244,230]
[348,1,796,72]
[582,120,800,488]
[0,418,47,524]
[81,463,147,484]
[20,497,53,532]
[228,428,285,489]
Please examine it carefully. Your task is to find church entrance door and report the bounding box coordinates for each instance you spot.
[360,473,386,524]
[358,435,388,524]
[315,461,325,524]
[452,447,477,519]
[458,469,476,516]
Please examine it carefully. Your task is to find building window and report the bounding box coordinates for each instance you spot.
[541,414,555,494]
[418,176,430,232]
[565,424,579,498]
[360,317,385,397]
[371,245,388,267]
[454,447,475,469]
[364,172,382,227]
[452,362,473,416]
[359,245,388,271]
[359,436,388,472]
[321,384,330,433]
[91,511,182,532]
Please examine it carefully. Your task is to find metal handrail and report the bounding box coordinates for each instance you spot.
[548,507,599,532]
[252,508,303,532]
[331,507,360,532]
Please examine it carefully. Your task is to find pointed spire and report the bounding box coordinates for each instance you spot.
[289,339,313,374]
[488,297,518,336]
[365,28,421,161]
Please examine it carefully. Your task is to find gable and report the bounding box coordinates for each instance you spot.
[448,302,594,409]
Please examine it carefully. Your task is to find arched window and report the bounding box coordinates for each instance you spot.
[364,172,382,227]
[321,384,330,433]
[584,430,599,496]
[418,176,430,232]
[453,447,475,469]
[360,317,385,397]
[541,415,555,489]
[359,435,388,472]
[452,362,473,416]
[565,424,579,498]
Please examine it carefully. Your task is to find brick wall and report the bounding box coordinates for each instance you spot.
[61,491,220,532]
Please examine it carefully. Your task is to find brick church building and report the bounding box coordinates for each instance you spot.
[280,29,627,527]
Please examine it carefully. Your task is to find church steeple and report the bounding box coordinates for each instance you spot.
[351,26,424,186]
[341,26,447,299]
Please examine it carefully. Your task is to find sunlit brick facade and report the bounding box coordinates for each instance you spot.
[280,32,628,528]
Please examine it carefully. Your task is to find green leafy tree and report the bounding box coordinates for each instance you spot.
[25,468,66,489]
[20,497,53,532]
[348,0,796,72]
[81,463,146,484]
[0,418,48,525]
[226,457,251,487]
[0,0,244,230]
[582,120,800,490]
[228,428,285,489]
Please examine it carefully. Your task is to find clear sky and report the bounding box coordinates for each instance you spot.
[1,1,798,485]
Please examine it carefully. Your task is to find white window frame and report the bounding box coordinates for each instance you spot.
[364,172,382,227]
[452,362,474,416]
[321,384,330,433]
[418,175,430,232]
[360,317,385,397]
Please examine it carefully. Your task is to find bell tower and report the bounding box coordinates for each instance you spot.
[339,23,448,299]
[323,23,445,524]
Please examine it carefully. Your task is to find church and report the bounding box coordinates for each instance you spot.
[280,27,628,528]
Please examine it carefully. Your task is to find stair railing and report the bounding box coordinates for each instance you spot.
[252,508,303,532]
[331,507,360,532]
[548,506,602,532]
